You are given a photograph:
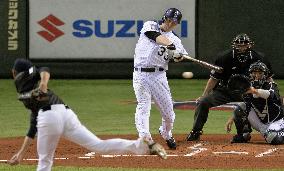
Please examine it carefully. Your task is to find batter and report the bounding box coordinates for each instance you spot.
[133,8,188,149]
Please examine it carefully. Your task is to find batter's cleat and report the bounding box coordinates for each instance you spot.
[148,142,167,159]
[186,130,203,141]
[231,133,251,143]
[158,129,177,150]
[166,137,177,150]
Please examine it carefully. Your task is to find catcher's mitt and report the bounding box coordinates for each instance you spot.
[227,74,251,94]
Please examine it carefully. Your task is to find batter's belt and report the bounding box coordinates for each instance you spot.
[134,67,164,72]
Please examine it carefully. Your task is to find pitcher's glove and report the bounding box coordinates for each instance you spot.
[18,88,49,101]
[227,74,251,95]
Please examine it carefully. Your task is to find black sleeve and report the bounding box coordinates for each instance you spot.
[210,56,225,80]
[144,31,161,42]
[26,113,37,139]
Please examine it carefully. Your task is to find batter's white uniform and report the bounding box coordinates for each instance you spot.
[37,104,149,171]
[133,21,188,141]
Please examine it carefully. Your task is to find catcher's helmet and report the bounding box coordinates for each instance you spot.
[162,8,182,24]
[232,33,254,63]
[249,61,269,88]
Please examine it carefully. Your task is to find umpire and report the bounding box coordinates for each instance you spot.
[186,33,273,141]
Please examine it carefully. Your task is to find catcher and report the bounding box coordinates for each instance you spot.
[186,33,273,141]
[8,59,167,171]
[226,61,284,144]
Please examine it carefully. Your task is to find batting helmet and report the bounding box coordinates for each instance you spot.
[249,61,269,88]
[231,33,254,63]
[162,8,182,24]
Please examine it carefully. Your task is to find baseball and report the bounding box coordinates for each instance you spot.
[182,72,194,79]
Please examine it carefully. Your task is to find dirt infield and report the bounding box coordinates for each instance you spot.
[1,134,284,169]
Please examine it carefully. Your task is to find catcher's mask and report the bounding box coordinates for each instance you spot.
[231,33,254,63]
[249,61,269,88]
[162,8,182,24]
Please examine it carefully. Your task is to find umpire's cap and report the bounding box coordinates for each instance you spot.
[162,8,182,24]
[13,58,32,73]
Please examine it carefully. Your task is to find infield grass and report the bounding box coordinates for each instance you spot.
[1,79,284,170]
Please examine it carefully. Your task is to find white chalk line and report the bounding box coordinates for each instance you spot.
[213,151,248,155]
[255,148,278,157]
[185,143,208,157]
[0,157,68,162]
[1,146,282,162]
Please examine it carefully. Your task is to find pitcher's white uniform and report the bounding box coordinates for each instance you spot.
[10,59,163,171]
[133,21,188,141]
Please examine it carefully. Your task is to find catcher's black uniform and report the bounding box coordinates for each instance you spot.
[190,49,273,135]
[244,82,284,124]
[236,82,284,144]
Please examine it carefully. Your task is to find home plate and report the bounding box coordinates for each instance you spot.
[213,151,248,155]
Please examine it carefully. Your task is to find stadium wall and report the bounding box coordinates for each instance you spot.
[0,0,283,79]
[0,0,28,77]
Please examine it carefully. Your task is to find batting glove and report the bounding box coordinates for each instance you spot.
[166,43,176,50]
[173,52,184,62]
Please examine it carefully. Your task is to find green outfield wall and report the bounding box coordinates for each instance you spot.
[0,0,28,77]
[196,0,284,78]
[0,0,283,79]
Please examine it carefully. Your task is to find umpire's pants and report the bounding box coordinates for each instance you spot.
[192,87,243,132]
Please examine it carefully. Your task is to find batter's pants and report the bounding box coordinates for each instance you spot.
[133,71,175,140]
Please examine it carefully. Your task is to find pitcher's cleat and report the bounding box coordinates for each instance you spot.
[148,142,167,159]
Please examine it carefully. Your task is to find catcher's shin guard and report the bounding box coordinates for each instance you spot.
[265,130,284,145]
[233,106,252,134]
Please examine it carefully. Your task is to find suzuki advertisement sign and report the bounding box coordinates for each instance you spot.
[29,0,195,59]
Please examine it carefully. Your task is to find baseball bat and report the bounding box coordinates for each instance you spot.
[182,54,223,73]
